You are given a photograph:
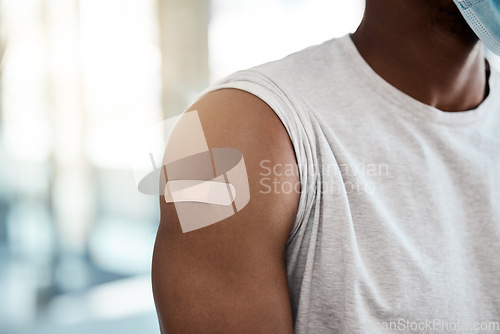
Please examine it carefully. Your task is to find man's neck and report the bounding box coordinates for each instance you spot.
[351,0,487,112]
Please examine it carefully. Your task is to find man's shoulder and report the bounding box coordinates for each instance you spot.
[160,87,300,239]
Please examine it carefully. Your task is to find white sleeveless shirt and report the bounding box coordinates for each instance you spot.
[203,35,500,333]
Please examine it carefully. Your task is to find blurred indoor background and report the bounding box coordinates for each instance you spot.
[0,0,364,333]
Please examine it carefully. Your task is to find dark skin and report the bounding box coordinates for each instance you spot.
[352,0,487,111]
[152,1,488,333]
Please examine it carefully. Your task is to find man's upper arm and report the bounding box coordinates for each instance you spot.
[151,88,300,334]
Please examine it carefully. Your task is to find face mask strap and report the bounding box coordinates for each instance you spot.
[456,0,488,10]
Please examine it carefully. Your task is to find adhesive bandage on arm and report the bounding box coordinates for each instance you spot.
[164,180,236,206]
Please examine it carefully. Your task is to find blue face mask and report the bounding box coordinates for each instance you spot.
[453,0,500,55]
